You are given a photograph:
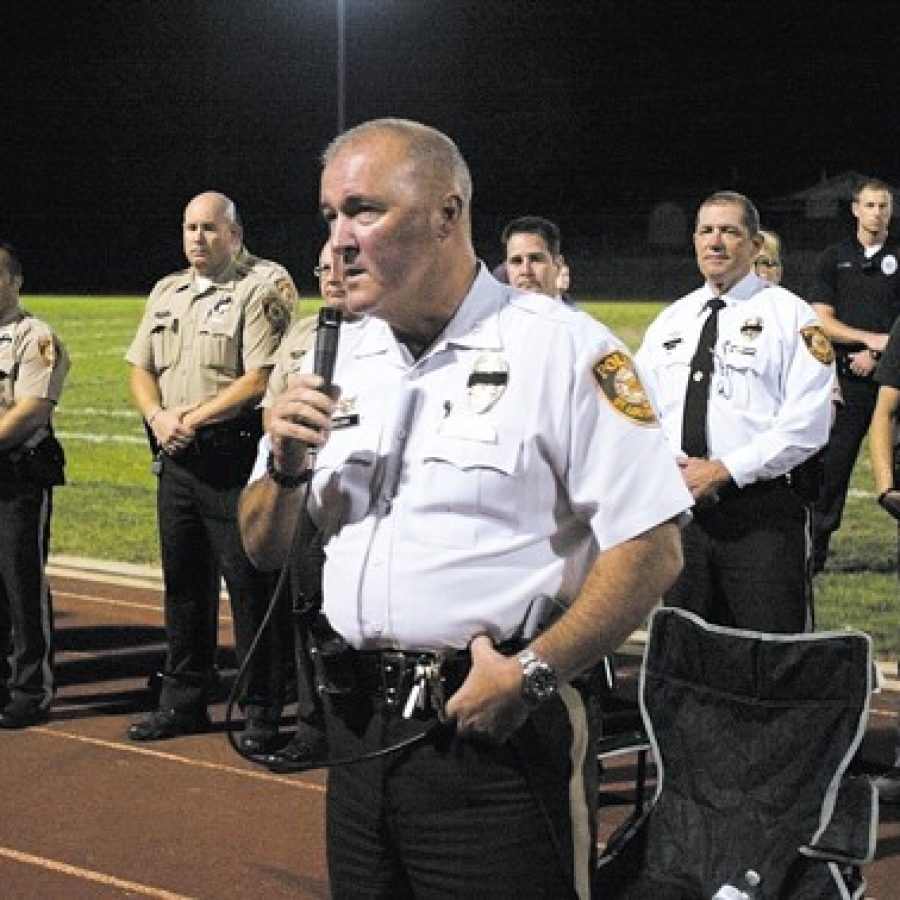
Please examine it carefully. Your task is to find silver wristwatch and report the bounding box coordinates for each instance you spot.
[517,649,558,708]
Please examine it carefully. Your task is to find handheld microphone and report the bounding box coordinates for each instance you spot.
[314,306,342,389]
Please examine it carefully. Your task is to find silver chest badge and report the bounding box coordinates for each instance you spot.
[467,353,509,414]
[740,317,764,340]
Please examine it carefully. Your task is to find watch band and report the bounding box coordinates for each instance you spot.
[266,451,310,489]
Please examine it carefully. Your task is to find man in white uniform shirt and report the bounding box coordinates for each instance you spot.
[636,191,834,632]
[239,118,690,899]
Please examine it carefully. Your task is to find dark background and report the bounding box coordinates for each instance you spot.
[5,0,900,295]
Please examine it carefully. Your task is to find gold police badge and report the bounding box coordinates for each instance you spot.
[800,326,835,365]
[592,350,657,425]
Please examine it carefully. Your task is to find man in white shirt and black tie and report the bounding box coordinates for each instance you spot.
[636,191,835,632]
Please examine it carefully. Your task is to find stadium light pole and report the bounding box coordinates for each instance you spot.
[337,0,346,133]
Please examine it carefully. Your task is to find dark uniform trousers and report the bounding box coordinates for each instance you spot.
[0,481,54,709]
[156,454,281,714]
[812,375,879,572]
[666,481,809,633]
[324,672,595,899]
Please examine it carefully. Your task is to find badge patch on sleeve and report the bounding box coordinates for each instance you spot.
[800,326,835,365]
[262,294,290,335]
[592,351,657,425]
[38,335,56,368]
[275,277,299,309]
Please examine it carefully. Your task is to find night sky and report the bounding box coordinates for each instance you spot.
[6,0,900,292]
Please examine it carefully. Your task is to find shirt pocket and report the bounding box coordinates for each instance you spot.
[197,311,241,375]
[716,340,767,406]
[648,341,694,418]
[414,426,522,546]
[149,313,181,374]
[314,422,380,533]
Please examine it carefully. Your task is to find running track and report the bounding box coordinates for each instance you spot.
[0,558,893,898]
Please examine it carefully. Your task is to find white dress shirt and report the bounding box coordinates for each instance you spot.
[294,265,691,651]
[635,272,834,486]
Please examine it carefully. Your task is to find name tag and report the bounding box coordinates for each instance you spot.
[333,412,360,430]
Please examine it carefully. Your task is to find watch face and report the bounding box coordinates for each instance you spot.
[522,658,558,706]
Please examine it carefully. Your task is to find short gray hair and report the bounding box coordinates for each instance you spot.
[323,118,473,211]
[697,191,760,236]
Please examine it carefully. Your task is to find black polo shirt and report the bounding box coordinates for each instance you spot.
[812,236,900,337]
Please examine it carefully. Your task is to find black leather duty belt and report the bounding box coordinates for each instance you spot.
[352,649,471,716]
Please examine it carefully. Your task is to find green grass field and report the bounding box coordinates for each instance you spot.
[25,295,899,658]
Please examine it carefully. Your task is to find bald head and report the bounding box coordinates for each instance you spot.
[182,191,242,276]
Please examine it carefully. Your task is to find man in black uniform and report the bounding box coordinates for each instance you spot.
[125,192,287,747]
[0,243,70,728]
[811,177,900,573]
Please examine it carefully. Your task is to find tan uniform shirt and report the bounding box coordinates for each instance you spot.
[125,262,284,408]
[237,246,299,319]
[0,309,70,445]
[261,313,318,406]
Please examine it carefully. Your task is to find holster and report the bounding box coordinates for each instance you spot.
[0,432,66,487]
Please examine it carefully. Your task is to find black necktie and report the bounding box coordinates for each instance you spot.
[682,296,725,458]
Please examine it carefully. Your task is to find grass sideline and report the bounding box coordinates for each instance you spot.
[25,294,900,659]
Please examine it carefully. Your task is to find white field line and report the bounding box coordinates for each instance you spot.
[55,432,146,444]
[68,348,129,358]
[21,728,327,792]
[0,847,195,900]
[53,589,232,623]
[58,408,140,418]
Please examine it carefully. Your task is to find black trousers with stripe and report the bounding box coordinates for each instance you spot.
[324,682,596,899]
[0,480,54,710]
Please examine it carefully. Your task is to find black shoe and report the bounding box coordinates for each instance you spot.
[127,708,211,742]
[0,700,50,729]
[239,713,280,755]
[263,722,327,772]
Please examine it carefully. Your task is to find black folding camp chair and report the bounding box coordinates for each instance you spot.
[595,607,877,899]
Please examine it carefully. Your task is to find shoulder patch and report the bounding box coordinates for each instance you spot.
[592,350,657,425]
[800,325,835,365]
[38,334,56,368]
[262,293,290,335]
[275,276,298,308]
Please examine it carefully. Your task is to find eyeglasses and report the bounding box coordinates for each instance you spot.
[313,264,332,278]
[755,258,782,269]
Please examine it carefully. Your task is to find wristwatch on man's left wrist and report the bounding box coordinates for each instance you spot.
[517,648,558,708]
[266,451,311,489]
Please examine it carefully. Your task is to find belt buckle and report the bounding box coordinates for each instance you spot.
[380,651,409,710]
